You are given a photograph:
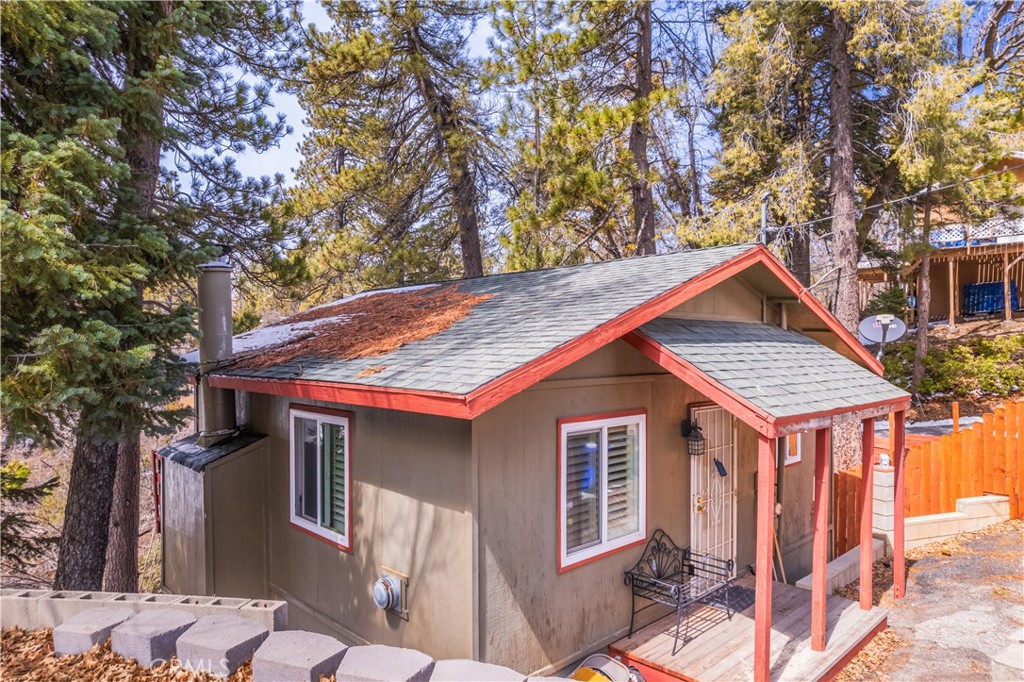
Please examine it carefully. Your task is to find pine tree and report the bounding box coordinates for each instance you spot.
[289,0,489,300]
[1,0,304,590]
[488,0,706,268]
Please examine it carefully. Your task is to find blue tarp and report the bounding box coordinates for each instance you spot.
[962,280,1021,315]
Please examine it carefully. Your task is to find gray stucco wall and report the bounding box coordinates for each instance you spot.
[472,340,712,673]
[247,393,474,659]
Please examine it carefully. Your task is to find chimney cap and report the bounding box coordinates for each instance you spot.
[198,260,232,272]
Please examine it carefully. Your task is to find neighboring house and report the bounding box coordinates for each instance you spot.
[858,151,1024,325]
[158,242,911,680]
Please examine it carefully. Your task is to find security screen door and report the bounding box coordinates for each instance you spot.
[689,404,737,571]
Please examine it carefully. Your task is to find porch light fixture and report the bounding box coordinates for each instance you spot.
[681,420,705,456]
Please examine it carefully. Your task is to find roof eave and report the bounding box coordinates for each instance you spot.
[623,329,910,438]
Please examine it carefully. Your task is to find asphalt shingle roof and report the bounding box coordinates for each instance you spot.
[220,242,758,395]
[638,318,909,419]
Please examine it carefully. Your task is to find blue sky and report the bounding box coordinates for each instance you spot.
[233,1,493,187]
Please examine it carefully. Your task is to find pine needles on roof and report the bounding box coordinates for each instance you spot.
[237,285,493,370]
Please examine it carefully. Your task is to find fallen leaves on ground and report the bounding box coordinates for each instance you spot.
[0,627,254,681]
[832,628,911,682]
[834,519,1024,679]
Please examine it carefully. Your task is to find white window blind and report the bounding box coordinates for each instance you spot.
[560,413,646,569]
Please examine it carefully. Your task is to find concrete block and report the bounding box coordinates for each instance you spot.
[240,599,288,631]
[336,645,434,682]
[0,590,51,629]
[430,659,525,681]
[107,593,184,613]
[957,496,1009,518]
[873,498,894,517]
[176,614,268,677]
[873,469,894,488]
[37,591,116,628]
[796,538,886,593]
[111,608,197,667]
[253,630,347,682]
[172,596,251,621]
[873,514,895,533]
[53,607,135,656]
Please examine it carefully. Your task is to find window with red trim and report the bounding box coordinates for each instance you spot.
[290,407,350,548]
[559,412,647,570]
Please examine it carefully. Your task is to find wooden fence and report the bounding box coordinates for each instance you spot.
[834,400,1023,556]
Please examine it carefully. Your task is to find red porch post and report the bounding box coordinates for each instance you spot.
[859,417,875,610]
[754,433,775,682]
[811,428,829,651]
[893,409,907,598]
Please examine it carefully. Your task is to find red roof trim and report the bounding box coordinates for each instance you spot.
[622,330,775,436]
[208,244,884,419]
[752,246,884,375]
[623,329,909,438]
[208,375,473,419]
[462,246,766,417]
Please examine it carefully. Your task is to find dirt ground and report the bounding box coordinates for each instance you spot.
[835,519,1024,681]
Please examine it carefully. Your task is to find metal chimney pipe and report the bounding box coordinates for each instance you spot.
[196,258,236,447]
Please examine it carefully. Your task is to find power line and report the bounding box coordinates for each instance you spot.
[780,162,1024,234]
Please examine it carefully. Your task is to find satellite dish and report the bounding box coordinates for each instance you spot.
[858,314,907,360]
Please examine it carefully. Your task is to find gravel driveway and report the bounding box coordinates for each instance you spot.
[839,520,1024,681]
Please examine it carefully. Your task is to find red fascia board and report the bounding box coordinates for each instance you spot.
[623,330,910,439]
[207,245,876,422]
[752,245,884,376]
[463,246,766,417]
[622,330,775,436]
[208,374,473,419]
[208,246,764,420]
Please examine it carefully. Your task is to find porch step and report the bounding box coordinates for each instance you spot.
[794,538,885,594]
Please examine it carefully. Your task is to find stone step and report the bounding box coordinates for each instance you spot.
[176,614,268,677]
[430,659,525,681]
[53,606,135,656]
[252,630,347,682]
[111,608,197,667]
[335,644,434,682]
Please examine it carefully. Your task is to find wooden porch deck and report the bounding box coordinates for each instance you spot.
[608,576,887,682]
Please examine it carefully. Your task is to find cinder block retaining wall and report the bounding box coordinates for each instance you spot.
[0,591,532,681]
[797,468,1010,592]
[0,589,287,632]
[873,466,1010,550]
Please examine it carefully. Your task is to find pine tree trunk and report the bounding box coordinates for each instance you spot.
[630,0,655,255]
[828,8,859,333]
[103,427,140,592]
[912,192,933,392]
[405,26,484,278]
[54,420,120,590]
[101,0,167,591]
[827,8,860,471]
[789,226,812,287]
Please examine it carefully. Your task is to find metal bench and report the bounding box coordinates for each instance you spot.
[624,528,735,655]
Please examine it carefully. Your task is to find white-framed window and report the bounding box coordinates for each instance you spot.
[289,406,351,550]
[558,410,647,571]
[781,432,802,467]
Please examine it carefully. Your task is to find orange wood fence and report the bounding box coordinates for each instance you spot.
[834,400,1024,556]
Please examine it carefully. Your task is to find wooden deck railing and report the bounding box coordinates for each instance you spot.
[834,399,1023,556]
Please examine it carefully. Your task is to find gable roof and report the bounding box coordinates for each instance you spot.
[627,319,909,437]
[209,243,887,420]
